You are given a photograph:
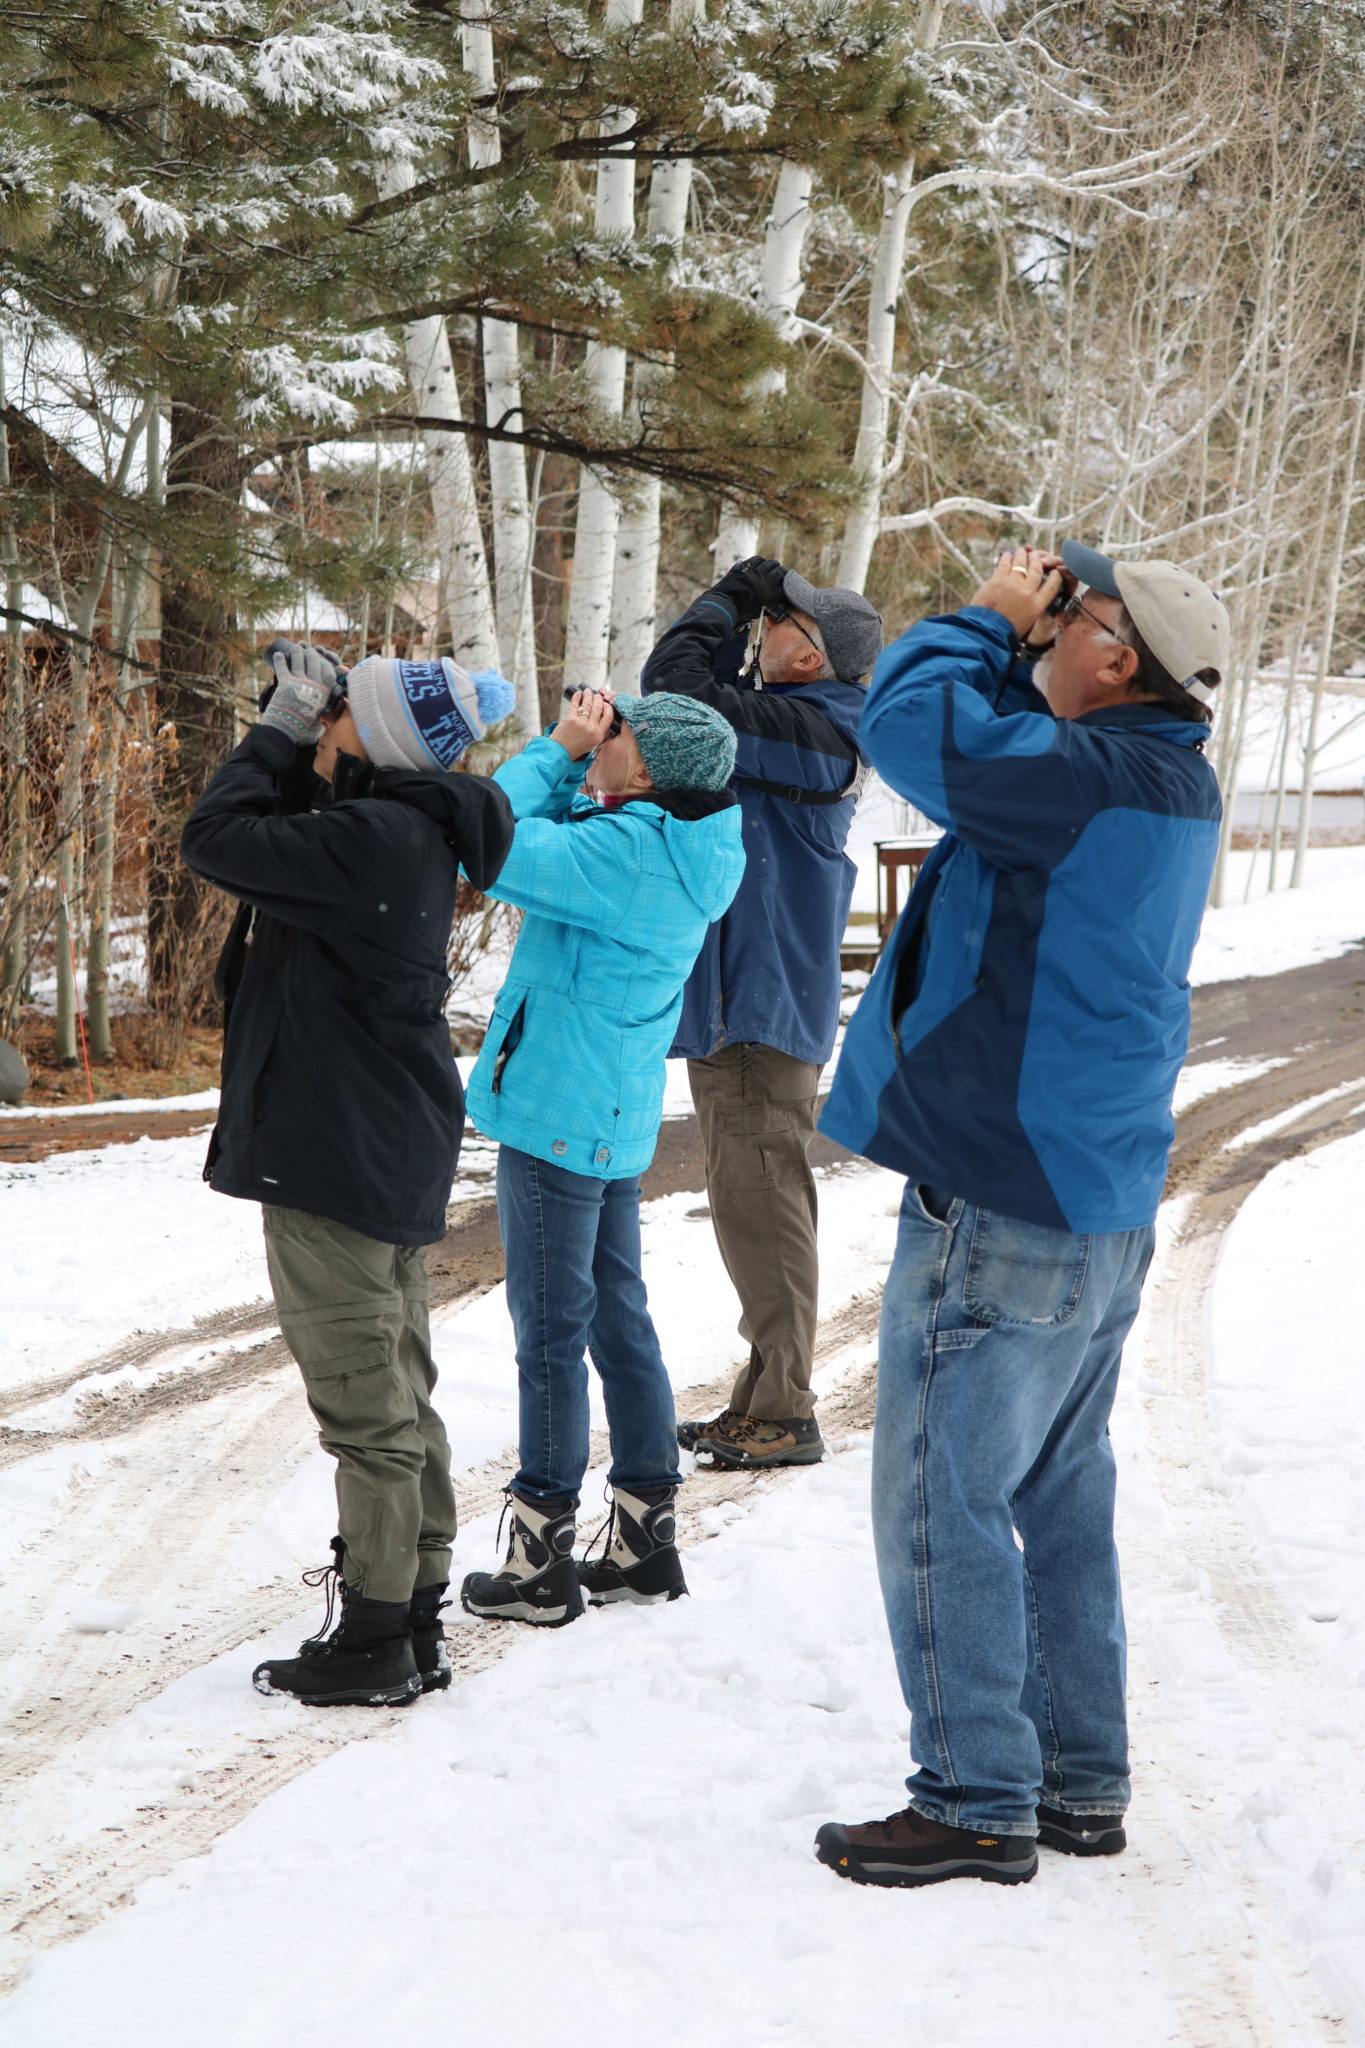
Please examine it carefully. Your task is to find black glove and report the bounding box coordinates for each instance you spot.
[712,555,789,622]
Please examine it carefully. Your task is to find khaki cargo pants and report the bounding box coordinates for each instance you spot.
[262,1206,456,1604]
[686,1042,822,1422]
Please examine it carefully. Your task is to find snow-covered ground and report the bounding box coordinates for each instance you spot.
[1,796,1363,2045]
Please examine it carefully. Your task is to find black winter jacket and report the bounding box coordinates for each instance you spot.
[181,724,515,1246]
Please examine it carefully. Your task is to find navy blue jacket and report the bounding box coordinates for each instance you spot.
[821,607,1221,1233]
[641,588,865,1063]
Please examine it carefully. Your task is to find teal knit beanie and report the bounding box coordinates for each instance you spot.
[614,692,736,792]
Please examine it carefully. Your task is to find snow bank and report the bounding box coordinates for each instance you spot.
[1192,847,1365,986]
[1210,1123,1365,1670]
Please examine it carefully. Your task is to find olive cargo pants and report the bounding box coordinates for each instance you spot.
[686,1042,822,1421]
[262,1206,457,1603]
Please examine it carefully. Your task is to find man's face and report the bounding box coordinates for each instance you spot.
[1035,587,1134,721]
[313,703,369,783]
[757,608,826,685]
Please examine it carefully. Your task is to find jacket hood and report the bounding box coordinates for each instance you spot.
[325,752,514,890]
[656,801,746,919]
[564,788,745,919]
[1074,703,1211,749]
[763,675,866,751]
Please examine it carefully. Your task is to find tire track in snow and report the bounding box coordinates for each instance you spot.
[0,1293,883,1991]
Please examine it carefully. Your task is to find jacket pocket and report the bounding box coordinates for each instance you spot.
[490,998,527,1095]
[962,1208,1090,1328]
[220,1002,283,1132]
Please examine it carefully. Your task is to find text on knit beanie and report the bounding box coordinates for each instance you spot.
[345,656,516,770]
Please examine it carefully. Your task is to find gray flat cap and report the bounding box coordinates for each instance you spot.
[781,570,884,683]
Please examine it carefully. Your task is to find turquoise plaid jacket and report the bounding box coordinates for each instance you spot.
[466,736,746,1179]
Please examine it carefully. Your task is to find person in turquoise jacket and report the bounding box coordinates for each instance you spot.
[461,686,745,1628]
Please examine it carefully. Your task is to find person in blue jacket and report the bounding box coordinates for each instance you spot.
[642,555,883,1470]
[460,686,745,1627]
[814,541,1229,1890]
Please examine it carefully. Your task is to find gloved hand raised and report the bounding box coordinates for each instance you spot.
[712,555,789,622]
[259,640,346,746]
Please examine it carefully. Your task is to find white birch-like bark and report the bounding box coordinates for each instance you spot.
[0,356,29,1030]
[1292,276,1365,885]
[713,160,814,572]
[464,3,538,724]
[378,159,499,673]
[607,0,700,691]
[837,6,945,592]
[563,0,644,691]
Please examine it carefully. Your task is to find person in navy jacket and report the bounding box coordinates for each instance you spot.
[814,541,1229,1889]
[642,555,883,1469]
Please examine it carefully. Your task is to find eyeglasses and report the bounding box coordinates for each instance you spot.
[1059,591,1122,639]
[759,605,823,660]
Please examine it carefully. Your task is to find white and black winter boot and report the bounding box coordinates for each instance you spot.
[460,1493,583,1627]
[408,1582,452,1693]
[253,1542,420,1707]
[577,1485,687,1606]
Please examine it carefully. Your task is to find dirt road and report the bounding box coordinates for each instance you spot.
[0,940,1362,2024]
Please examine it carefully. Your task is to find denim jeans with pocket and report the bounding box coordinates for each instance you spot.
[497,1144,682,1504]
[872,1182,1154,1835]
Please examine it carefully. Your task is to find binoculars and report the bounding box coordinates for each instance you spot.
[562,686,622,739]
[261,637,348,715]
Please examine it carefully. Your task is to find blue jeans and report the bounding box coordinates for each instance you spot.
[873,1183,1154,1836]
[497,1145,682,1504]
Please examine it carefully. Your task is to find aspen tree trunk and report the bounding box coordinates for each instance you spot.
[1292,272,1365,886]
[0,359,29,1033]
[837,2,945,593]
[607,0,700,691]
[714,160,814,573]
[563,0,644,692]
[88,402,163,1059]
[464,1,538,724]
[52,400,153,1062]
[378,159,499,673]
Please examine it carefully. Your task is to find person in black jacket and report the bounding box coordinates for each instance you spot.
[181,643,515,1707]
[642,557,882,1470]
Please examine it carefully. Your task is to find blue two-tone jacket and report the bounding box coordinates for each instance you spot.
[642,587,865,1064]
[821,607,1222,1234]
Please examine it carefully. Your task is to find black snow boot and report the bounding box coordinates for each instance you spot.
[460,1492,583,1627]
[253,1544,420,1707]
[577,1485,687,1606]
[1035,1804,1127,1856]
[409,1582,452,1693]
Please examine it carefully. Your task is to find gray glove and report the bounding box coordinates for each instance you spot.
[259,640,345,746]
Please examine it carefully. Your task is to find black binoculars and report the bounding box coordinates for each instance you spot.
[562,687,622,739]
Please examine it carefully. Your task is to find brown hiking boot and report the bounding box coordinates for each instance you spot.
[691,1411,824,1468]
[676,1408,742,1452]
[815,1805,1037,1888]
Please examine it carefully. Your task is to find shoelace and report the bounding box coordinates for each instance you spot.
[299,1552,344,1652]
[581,1483,618,1570]
[728,1414,781,1444]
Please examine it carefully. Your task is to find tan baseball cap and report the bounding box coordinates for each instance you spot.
[1061,542,1230,704]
